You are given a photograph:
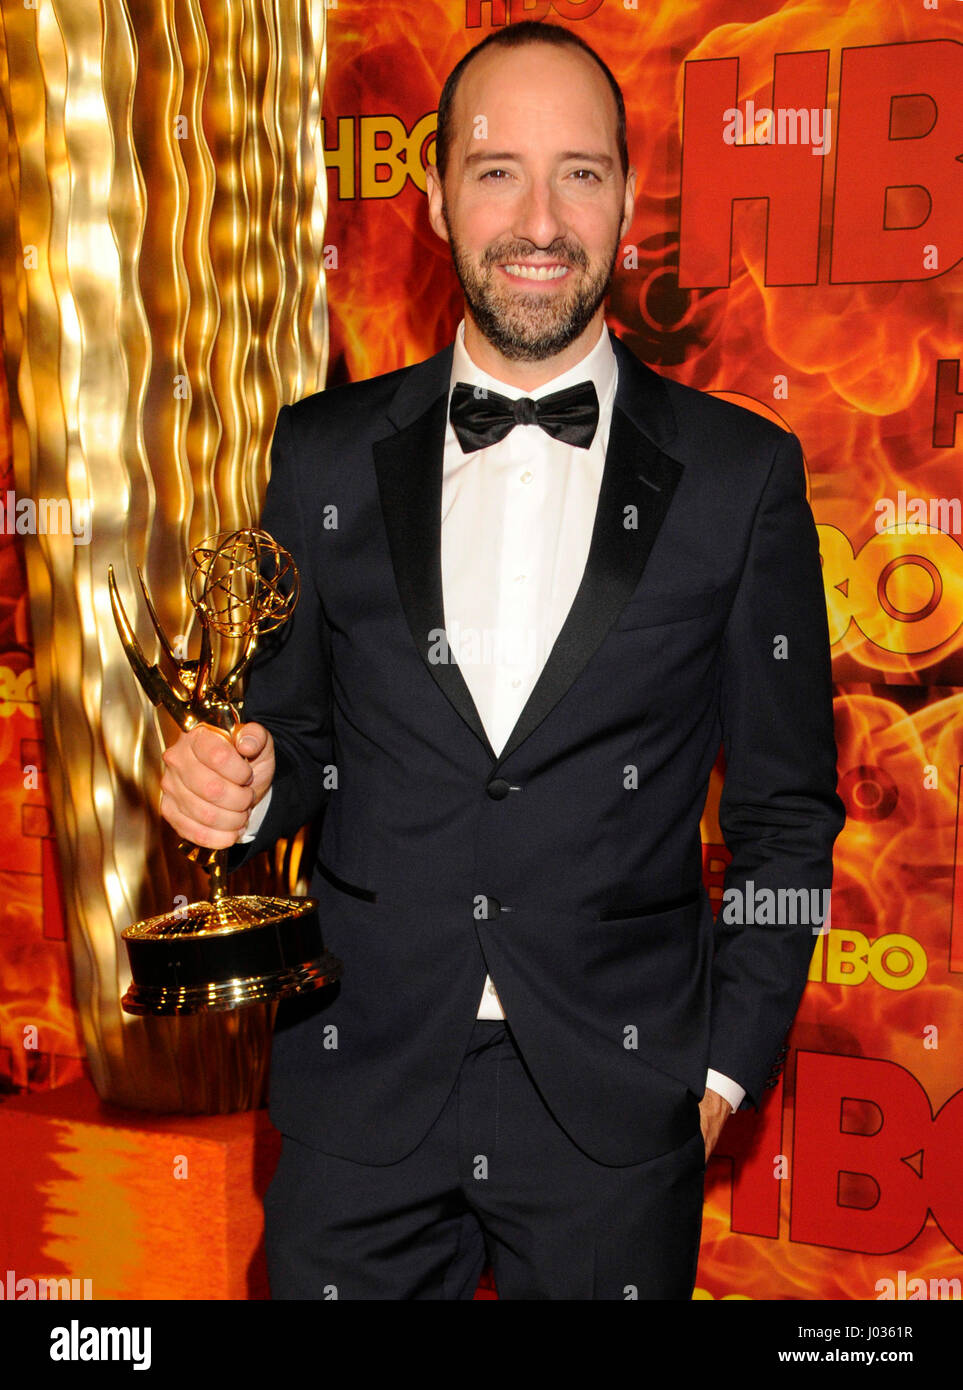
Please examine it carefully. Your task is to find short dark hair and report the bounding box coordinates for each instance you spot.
[434,22,628,183]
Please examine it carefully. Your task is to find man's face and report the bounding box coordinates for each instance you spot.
[426,44,636,367]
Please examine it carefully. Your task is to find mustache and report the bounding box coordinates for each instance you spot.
[481,239,589,270]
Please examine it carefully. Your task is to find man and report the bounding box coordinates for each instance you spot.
[160,23,844,1299]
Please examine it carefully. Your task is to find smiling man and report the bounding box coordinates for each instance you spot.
[159,22,843,1300]
[431,32,633,379]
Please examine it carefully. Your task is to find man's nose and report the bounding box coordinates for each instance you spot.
[512,180,565,250]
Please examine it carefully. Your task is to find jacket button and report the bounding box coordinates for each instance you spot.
[486,778,512,800]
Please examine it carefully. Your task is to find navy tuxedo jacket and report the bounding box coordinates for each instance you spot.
[239,331,845,1166]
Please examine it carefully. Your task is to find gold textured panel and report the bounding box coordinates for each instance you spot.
[0,0,328,1108]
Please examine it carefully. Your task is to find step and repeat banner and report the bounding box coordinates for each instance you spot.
[1,0,962,1301]
[318,0,963,1299]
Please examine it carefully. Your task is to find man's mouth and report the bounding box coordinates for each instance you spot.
[500,263,571,282]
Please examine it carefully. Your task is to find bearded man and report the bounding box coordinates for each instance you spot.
[159,22,843,1300]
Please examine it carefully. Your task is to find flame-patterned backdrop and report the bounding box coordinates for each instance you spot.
[1,0,962,1301]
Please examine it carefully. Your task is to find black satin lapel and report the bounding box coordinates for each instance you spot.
[373,395,496,760]
[494,407,684,769]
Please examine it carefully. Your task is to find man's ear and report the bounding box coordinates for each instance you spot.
[425,165,450,245]
[619,166,637,241]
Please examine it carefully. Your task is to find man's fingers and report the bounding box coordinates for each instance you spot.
[160,758,254,826]
[159,724,263,848]
[158,722,274,849]
[698,1090,732,1163]
[179,725,254,785]
[158,790,246,850]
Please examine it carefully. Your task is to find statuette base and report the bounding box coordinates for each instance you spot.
[121,895,341,1015]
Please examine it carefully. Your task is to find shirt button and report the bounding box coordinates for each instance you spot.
[520,470,533,484]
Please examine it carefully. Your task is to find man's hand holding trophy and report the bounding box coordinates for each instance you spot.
[108,529,342,1015]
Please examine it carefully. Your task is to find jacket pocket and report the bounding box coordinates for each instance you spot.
[598,888,701,923]
[613,588,718,630]
[314,858,378,903]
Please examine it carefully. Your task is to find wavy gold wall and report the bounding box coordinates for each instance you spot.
[0,0,328,1108]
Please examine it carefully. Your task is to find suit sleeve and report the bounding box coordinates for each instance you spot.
[710,429,845,1106]
[232,403,335,861]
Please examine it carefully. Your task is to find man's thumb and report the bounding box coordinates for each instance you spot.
[234,723,266,758]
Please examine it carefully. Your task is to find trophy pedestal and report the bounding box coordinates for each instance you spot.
[122,895,342,1015]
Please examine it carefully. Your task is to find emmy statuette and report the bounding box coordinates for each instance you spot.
[108,529,342,1015]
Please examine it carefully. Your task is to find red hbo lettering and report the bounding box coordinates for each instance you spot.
[791,1053,963,1253]
[925,1087,963,1252]
[546,0,604,14]
[952,768,963,974]
[934,360,963,449]
[465,0,604,27]
[679,40,963,287]
[701,842,731,910]
[680,51,829,287]
[708,1074,784,1239]
[832,41,963,282]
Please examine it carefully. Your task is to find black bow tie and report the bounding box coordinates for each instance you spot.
[449,379,599,453]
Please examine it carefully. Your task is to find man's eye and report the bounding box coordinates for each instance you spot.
[480,168,510,180]
[570,168,600,182]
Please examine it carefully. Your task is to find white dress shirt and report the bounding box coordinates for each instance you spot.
[244,320,744,1112]
[442,321,613,1015]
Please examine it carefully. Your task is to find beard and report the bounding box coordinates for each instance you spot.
[444,209,619,363]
